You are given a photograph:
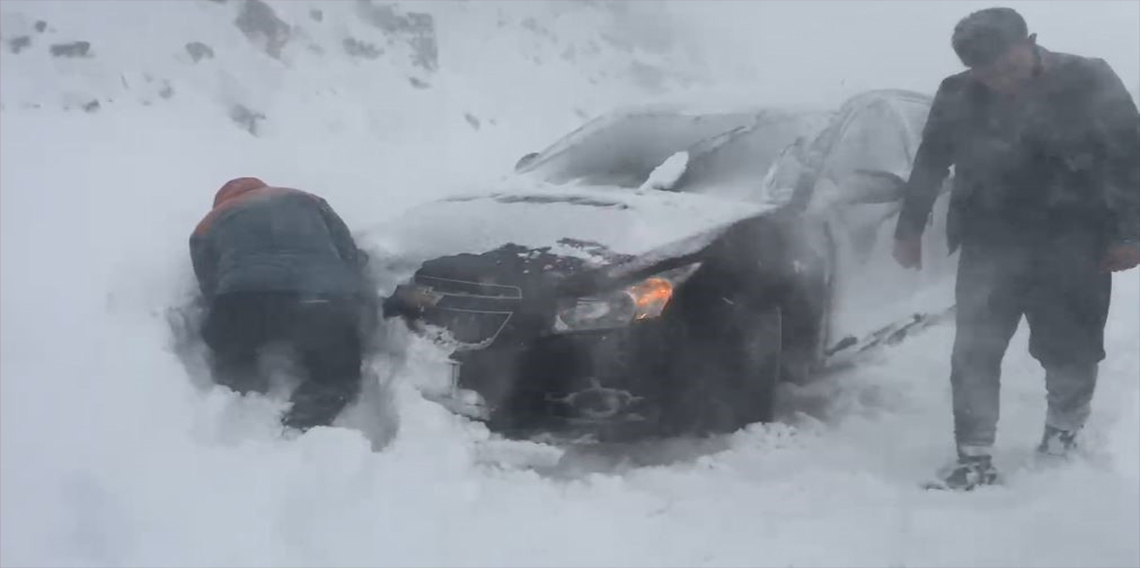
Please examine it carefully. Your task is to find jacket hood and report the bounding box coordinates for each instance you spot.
[214,177,268,207]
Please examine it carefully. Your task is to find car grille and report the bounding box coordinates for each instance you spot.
[415,275,522,349]
[415,275,523,300]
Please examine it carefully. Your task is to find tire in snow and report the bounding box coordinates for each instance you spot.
[659,302,783,436]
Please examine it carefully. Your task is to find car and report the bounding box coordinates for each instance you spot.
[363,89,957,442]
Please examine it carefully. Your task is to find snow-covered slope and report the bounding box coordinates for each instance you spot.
[2,2,1138,567]
[0,0,710,219]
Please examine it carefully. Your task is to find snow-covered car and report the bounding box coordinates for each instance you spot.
[366,89,955,441]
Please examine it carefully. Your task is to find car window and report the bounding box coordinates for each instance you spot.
[757,91,932,210]
[817,92,932,190]
[519,109,761,188]
[757,135,820,207]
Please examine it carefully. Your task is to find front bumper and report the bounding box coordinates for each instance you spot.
[449,320,673,438]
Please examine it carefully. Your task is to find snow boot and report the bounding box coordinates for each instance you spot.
[1036,425,1080,458]
[926,454,1000,491]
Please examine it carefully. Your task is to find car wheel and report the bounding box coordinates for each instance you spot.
[733,304,782,426]
[659,301,783,436]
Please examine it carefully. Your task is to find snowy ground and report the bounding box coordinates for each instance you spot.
[2,2,1138,567]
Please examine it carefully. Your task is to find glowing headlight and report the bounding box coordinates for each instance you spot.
[553,263,702,332]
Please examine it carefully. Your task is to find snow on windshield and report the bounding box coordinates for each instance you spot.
[672,110,832,201]
[639,150,690,190]
[520,109,760,188]
[519,105,832,205]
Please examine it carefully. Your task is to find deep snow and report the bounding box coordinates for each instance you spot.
[1,2,1138,567]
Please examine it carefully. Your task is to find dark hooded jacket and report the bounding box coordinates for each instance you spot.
[190,178,367,301]
[895,47,1140,252]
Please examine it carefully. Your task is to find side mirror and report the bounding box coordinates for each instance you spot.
[836,169,906,205]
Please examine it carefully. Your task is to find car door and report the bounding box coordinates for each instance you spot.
[802,92,958,349]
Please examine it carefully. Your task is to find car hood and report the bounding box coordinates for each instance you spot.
[359,182,774,290]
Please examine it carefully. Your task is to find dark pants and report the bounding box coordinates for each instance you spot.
[202,291,364,430]
[950,227,1111,454]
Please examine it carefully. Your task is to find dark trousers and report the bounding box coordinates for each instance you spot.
[202,291,363,429]
[950,228,1111,453]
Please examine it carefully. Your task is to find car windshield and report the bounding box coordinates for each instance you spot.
[519,93,932,207]
[518,107,767,188]
[672,111,831,201]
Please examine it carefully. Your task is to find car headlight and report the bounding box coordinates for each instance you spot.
[553,263,702,332]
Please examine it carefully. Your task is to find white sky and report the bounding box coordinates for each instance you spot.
[669,1,1140,106]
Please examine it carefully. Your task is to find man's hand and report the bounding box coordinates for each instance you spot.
[1102,241,1140,272]
[893,236,923,270]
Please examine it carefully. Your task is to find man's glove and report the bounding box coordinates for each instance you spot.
[1102,241,1140,273]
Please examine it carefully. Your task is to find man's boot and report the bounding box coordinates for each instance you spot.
[927,453,1000,491]
[1037,425,1080,458]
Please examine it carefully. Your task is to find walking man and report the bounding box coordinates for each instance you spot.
[893,7,1140,489]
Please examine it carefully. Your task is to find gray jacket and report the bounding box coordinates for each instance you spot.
[190,179,366,301]
[895,47,1140,251]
